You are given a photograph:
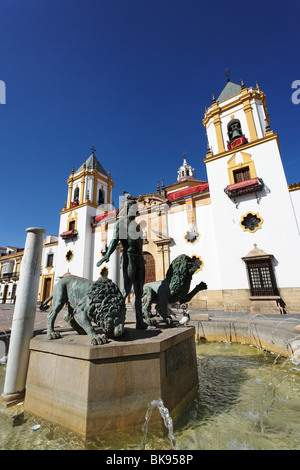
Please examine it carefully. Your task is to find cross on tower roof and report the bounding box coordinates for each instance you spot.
[225,69,230,82]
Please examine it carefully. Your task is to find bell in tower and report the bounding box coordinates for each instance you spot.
[228,118,243,142]
[227,118,248,150]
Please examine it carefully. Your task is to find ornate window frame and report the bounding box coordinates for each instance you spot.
[242,245,279,297]
[184,229,200,244]
[240,212,263,233]
[225,152,264,203]
[100,266,109,278]
[60,211,78,240]
[65,250,74,262]
[191,255,204,273]
[227,152,257,185]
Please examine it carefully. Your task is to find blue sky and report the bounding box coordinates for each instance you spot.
[1,0,299,248]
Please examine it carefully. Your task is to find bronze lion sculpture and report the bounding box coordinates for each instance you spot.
[40,274,126,345]
[142,254,207,326]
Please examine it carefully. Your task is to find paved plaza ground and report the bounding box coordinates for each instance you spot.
[1,301,300,336]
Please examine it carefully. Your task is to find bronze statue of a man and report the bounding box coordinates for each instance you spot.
[97,194,148,329]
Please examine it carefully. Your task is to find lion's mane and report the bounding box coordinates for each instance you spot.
[166,255,195,299]
[84,278,126,327]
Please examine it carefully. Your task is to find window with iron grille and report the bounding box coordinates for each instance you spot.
[246,259,279,296]
[233,166,250,183]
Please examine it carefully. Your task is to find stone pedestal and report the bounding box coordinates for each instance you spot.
[24,324,198,437]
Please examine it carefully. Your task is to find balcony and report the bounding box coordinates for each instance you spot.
[0,272,20,282]
[60,229,78,240]
[224,177,264,199]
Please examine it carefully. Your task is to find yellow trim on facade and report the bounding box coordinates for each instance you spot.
[44,241,58,247]
[67,179,73,209]
[92,171,98,205]
[184,229,200,244]
[80,173,85,205]
[68,210,78,231]
[100,266,109,277]
[203,87,268,125]
[191,255,204,273]
[60,199,99,215]
[40,273,54,302]
[241,96,258,141]
[227,151,257,185]
[288,182,300,192]
[239,212,263,233]
[203,86,271,159]
[66,250,74,262]
[214,115,225,153]
[204,133,278,164]
[64,166,114,212]
[71,168,110,185]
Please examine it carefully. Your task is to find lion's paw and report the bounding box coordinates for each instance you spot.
[198,281,207,290]
[47,331,61,340]
[91,334,108,345]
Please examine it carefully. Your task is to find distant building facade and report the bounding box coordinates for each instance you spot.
[0,246,24,304]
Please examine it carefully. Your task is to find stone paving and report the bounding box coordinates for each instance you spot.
[0,303,69,333]
[1,302,300,336]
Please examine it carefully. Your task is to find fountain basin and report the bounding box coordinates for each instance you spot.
[192,314,300,360]
[24,324,198,437]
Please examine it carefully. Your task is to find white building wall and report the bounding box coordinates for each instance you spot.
[206,137,300,291]
[41,246,57,276]
[55,205,95,282]
[252,99,267,139]
[290,189,300,234]
[168,202,222,292]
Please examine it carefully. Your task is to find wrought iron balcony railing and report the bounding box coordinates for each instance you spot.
[0,272,20,281]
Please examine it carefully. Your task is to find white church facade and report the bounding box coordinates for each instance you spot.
[4,79,299,314]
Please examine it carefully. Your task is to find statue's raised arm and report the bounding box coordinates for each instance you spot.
[96,219,120,267]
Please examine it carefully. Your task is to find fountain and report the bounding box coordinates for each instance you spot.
[1,224,300,448]
[2,218,200,438]
[1,340,300,450]
[23,321,198,437]
[141,398,178,450]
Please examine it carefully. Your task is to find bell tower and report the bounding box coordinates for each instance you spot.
[55,148,114,281]
[203,77,272,158]
[202,76,300,308]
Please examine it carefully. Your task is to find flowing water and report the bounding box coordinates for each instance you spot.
[1,341,300,450]
[141,398,178,450]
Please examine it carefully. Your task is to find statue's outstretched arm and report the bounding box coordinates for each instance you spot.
[96,221,120,267]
